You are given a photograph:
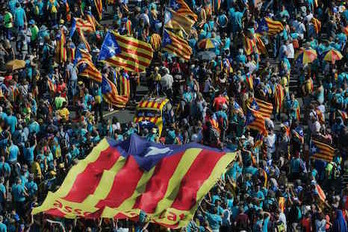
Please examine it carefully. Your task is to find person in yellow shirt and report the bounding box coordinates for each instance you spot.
[281,75,289,99]
[57,101,69,122]
[31,156,42,182]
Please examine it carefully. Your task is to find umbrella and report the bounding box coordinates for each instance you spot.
[197,38,219,50]
[197,51,216,60]
[323,49,343,64]
[6,59,26,71]
[295,48,317,64]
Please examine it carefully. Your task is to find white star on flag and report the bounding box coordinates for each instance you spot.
[311,146,318,154]
[165,37,171,44]
[142,120,150,125]
[108,44,117,55]
[172,2,179,10]
[261,25,268,31]
[248,115,254,122]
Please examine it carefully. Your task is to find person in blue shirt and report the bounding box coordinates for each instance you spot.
[202,207,222,232]
[25,174,38,199]
[0,156,11,180]
[13,3,26,31]
[0,177,6,213]
[5,111,17,134]
[23,140,36,165]
[11,177,28,217]
[0,215,6,232]
[8,140,19,164]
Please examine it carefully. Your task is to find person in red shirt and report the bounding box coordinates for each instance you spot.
[300,212,312,232]
[213,93,227,111]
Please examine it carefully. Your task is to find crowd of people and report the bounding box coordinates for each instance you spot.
[0,0,347,231]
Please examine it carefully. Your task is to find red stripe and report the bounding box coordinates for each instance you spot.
[145,100,152,108]
[107,59,141,72]
[150,101,156,108]
[63,147,119,202]
[96,156,143,208]
[133,152,184,213]
[117,53,150,67]
[45,208,67,217]
[168,35,192,54]
[171,150,223,210]
[114,34,153,53]
[118,48,153,61]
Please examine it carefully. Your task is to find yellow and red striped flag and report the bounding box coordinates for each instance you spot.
[311,17,321,34]
[246,107,267,134]
[162,30,192,60]
[99,31,153,73]
[56,28,67,63]
[101,76,128,107]
[338,109,348,121]
[77,29,91,51]
[169,0,197,21]
[278,197,285,213]
[119,71,130,98]
[32,135,236,229]
[255,33,267,55]
[164,9,195,35]
[247,98,273,119]
[68,42,76,63]
[310,139,335,162]
[47,78,57,93]
[265,17,284,36]
[243,35,257,56]
[274,84,284,114]
[76,58,102,83]
[94,0,102,20]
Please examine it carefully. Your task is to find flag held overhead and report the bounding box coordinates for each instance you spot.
[32,135,236,229]
[99,31,153,73]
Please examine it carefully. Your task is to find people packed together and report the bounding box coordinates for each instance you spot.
[0,0,348,231]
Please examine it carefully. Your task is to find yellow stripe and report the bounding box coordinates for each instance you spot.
[32,139,110,215]
[151,148,202,216]
[109,57,147,71]
[55,139,110,197]
[106,167,156,215]
[152,152,237,228]
[81,156,127,206]
[108,57,146,70]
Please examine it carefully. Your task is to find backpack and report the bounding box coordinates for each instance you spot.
[275,221,285,232]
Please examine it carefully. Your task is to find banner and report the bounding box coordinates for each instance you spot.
[33,135,236,228]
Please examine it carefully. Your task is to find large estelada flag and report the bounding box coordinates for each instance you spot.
[56,28,67,63]
[162,30,192,60]
[32,135,236,229]
[310,139,335,162]
[169,0,197,21]
[99,31,153,73]
[94,0,102,20]
[247,98,273,119]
